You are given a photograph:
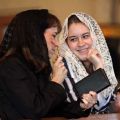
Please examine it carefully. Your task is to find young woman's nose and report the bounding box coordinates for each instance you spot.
[78,39,85,46]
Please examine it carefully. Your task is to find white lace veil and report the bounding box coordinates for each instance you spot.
[59,12,118,105]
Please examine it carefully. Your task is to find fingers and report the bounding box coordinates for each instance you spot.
[80,91,97,109]
[89,91,97,104]
[55,57,67,72]
[52,56,67,84]
[82,91,97,101]
[81,98,88,104]
[54,56,63,65]
[89,91,97,99]
[87,48,104,69]
[88,49,100,60]
[54,57,65,67]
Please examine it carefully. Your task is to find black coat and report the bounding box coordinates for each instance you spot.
[0,55,90,120]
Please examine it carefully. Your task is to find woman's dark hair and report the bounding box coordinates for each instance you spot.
[0,9,61,72]
[68,15,81,28]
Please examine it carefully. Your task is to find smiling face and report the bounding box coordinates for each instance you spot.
[66,23,93,61]
[44,27,58,58]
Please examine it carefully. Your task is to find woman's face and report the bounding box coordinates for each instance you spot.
[44,27,58,58]
[66,23,93,61]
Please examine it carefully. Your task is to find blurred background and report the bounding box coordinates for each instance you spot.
[0,0,120,80]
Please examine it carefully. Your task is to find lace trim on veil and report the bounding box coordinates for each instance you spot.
[59,12,118,105]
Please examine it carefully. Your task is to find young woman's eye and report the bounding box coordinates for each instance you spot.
[82,34,90,39]
[68,37,78,42]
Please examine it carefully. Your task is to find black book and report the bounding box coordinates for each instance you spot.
[74,68,111,96]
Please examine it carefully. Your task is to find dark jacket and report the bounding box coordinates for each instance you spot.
[0,55,90,120]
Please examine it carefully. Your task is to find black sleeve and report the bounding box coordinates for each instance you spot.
[0,59,67,119]
[47,99,91,119]
[0,58,91,119]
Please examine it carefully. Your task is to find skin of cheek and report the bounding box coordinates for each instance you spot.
[67,23,93,61]
[67,40,93,61]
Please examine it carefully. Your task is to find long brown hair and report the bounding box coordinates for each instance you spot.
[0,9,61,73]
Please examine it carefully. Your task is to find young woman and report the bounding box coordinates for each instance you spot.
[0,9,97,120]
[59,12,118,114]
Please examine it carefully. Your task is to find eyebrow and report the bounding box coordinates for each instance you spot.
[82,32,90,35]
[68,32,90,38]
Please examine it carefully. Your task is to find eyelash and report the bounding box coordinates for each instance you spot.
[52,34,56,38]
[70,37,78,41]
[68,34,90,42]
[82,34,90,39]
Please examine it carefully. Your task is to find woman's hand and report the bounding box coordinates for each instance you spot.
[80,91,97,110]
[51,56,67,84]
[87,48,104,70]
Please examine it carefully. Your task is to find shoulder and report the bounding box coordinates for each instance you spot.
[0,55,23,69]
[0,55,30,78]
